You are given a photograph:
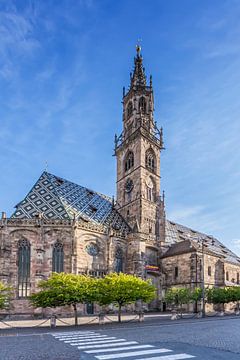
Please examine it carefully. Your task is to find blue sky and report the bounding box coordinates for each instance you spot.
[1,0,240,254]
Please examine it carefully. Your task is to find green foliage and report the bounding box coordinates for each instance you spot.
[0,281,12,309]
[96,273,156,322]
[190,288,202,302]
[165,287,191,306]
[30,273,99,325]
[206,287,229,306]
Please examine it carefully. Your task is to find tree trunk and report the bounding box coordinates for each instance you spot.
[73,304,78,326]
[118,304,122,323]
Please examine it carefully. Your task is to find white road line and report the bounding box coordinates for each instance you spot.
[86,344,154,353]
[52,331,94,336]
[77,341,138,350]
[133,354,195,360]
[63,335,109,342]
[69,337,118,345]
[54,333,96,339]
[96,348,172,359]
[74,339,126,347]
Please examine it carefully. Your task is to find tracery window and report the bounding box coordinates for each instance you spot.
[145,149,155,172]
[124,151,134,172]
[52,241,64,273]
[139,96,146,113]
[18,239,31,298]
[146,177,155,202]
[115,248,123,273]
[127,101,133,118]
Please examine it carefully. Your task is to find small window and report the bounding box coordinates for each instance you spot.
[115,248,123,273]
[125,151,134,172]
[226,271,229,281]
[208,266,211,276]
[174,266,178,279]
[139,96,146,113]
[237,273,239,284]
[127,101,133,118]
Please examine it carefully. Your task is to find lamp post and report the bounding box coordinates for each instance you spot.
[200,240,206,318]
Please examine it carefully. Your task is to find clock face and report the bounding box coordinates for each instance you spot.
[125,178,134,193]
[85,243,99,256]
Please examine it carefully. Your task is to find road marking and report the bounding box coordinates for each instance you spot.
[69,337,118,345]
[53,333,96,339]
[86,344,154,353]
[77,341,138,350]
[96,348,172,359]
[64,335,109,342]
[133,354,195,360]
[52,331,94,336]
[72,338,126,346]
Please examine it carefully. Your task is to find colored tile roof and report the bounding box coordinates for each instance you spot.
[165,220,240,265]
[11,172,130,235]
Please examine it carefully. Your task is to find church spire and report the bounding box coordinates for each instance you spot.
[130,45,146,87]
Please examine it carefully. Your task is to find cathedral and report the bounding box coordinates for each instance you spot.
[1,47,240,317]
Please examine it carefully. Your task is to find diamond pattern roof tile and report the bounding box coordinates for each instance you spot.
[11,172,130,235]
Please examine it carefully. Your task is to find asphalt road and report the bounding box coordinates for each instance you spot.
[1,317,240,360]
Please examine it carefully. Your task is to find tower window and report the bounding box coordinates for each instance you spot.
[237,273,240,284]
[125,151,134,172]
[146,177,155,202]
[52,241,64,273]
[18,239,31,298]
[145,149,155,172]
[127,101,133,118]
[139,96,146,113]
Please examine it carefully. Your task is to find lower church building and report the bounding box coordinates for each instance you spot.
[1,47,240,317]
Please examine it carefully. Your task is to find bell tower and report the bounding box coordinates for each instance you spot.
[114,46,165,246]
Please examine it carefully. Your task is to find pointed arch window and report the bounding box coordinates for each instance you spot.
[52,241,64,273]
[127,101,133,118]
[18,239,31,298]
[146,177,155,202]
[125,151,134,172]
[115,248,123,273]
[145,149,156,173]
[139,96,146,113]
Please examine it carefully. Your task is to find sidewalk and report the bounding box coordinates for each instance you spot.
[0,311,239,331]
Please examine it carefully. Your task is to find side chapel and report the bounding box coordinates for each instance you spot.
[1,47,240,317]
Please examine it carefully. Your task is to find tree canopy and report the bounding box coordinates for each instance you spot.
[96,273,156,322]
[30,273,98,325]
[0,281,12,310]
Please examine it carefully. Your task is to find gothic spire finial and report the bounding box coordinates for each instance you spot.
[131,42,146,88]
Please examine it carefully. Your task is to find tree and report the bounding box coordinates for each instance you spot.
[0,281,12,310]
[96,273,156,322]
[30,273,98,325]
[164,287,191,317]
[190,287,202,313]
[206,287,229,313]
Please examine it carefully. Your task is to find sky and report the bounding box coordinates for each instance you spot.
[0,0,240,254]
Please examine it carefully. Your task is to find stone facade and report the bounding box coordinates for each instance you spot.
[1,47,240,317]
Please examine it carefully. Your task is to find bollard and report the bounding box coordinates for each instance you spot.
[99,313,105,325]
[196,311,203,319]
[219,311,224,317]
[235,309,240,316]
[50,314,57,328]
[171,310,178,320]
[138,311,144,322]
